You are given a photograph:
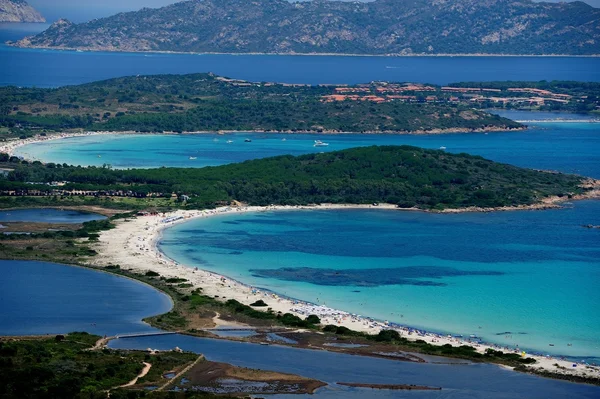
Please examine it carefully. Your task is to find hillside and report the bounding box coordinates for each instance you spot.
[0,0,44,22]
[0,73,523,136]
[1,146,588,210]
[11,0,600,55]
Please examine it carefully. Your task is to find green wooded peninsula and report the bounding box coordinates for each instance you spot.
[0,146,588,211]
[0,73,525,137]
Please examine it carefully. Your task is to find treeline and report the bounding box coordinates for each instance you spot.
[96,100,518,133]
[1,145,585,210]
[0,100,520,134]
[0,332,239,399]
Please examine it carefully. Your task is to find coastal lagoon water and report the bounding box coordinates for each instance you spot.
[1,25,600,87]
[159,202,600,361]
[109,334,600,399]
[14,119,600,177]
[0,260,171,336]
[0,208,105,223]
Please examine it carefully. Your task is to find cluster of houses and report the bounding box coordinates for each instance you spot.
[0,186,178,199]
[320,83,581,107]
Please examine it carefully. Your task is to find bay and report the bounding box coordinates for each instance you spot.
[158,202,600,362]
[14,117,600,179]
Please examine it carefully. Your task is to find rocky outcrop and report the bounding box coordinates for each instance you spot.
[0,0,45,23]
[10,0,600,55]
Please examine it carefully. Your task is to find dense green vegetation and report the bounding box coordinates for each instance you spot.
[3,74,599,142]
[13,0,600,55]
[0,73,521,137]
[322,326,536,365]
[0,332,199,398]
[1,146,586,210]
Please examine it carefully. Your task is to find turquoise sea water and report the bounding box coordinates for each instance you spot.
[159,203,600,361]
[14,119,600,178]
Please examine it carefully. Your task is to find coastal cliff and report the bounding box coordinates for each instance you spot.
[11,0,600,55]
[0,0,44,23]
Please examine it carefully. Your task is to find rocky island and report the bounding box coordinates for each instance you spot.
[0,0,44,23]
[10,0,600,55]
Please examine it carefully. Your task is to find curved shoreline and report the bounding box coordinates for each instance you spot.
[1,127,525,161]
[8,43,600,58]
[90,204,600,381]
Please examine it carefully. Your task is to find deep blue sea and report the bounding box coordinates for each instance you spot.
[1,24,599,87]
[0,260,171,336]
[0,208,105,223]
[110,334,600,399]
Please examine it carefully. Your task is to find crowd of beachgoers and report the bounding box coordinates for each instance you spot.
[91,205,600,379]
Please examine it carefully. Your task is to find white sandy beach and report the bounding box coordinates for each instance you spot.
[90,205,600,379]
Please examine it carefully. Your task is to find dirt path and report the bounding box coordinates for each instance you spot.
[156,354,204,392]
[117,362,152,388]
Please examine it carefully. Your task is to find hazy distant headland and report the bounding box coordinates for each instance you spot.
[10,0,600,55]
[0,0,44,23]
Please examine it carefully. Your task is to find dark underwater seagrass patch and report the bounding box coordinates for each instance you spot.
[249,266,503,287]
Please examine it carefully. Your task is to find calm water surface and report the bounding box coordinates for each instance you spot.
[14,119,600,178]
[0,208,105,223]
[158,202,600,361]
[109,334,600,399]
[1,25,599,87]
[0,260,171,336]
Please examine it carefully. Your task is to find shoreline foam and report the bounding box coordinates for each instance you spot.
[91,205,600,380]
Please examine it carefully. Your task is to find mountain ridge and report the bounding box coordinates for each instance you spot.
[0,0,45,23]
[10,0,600,55]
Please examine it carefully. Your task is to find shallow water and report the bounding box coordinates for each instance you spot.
[159,202,600,361]
[0,260,171,336]
[0,208,105,223]
[14,119,600,178]
[109,334,600,398]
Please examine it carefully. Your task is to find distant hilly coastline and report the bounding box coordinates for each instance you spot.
[9,0,600,56]
[0,0,44,23]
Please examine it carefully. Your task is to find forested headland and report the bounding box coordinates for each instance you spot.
[0,146,588,211]
[0,73,525,139]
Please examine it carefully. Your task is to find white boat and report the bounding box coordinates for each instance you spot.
[314,140,329,147]
[226,140,233,144]
[189,156,197,160]
[439,146,447,150]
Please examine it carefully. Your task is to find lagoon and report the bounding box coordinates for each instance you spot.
[109,334,600,399]
[0,260,171,336]
[0,208,105,223]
